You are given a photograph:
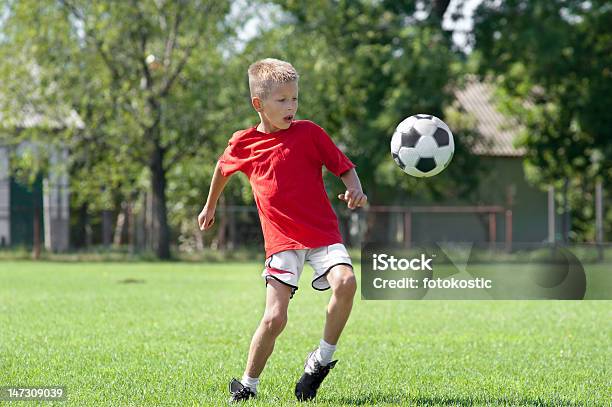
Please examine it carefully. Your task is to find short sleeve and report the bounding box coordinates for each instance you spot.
[218,134,251,176]
[311,123,355,177]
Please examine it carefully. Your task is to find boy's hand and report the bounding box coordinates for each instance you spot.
[198,204,216,231]
[337,189,367,210]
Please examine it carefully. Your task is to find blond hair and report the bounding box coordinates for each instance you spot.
[248,58,299,100]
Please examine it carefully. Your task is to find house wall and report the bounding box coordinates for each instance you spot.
[1,143,70,251]
[478,156,549,243]
[43,147,70,252]
[392,157,549,246]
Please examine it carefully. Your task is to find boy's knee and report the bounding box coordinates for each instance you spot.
[332,270,357,298]
[261,311,287,335]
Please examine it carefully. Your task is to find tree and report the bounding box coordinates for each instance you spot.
[0,0,233,257]
[472,0,612,241]
[241,0,483,205]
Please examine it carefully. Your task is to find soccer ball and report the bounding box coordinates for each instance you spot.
[390,114,454,177]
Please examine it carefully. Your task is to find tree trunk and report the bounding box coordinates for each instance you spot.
[102,209,113,247]
[216,195,227,251]
[134,193,146,252]
[145,191,154,251]
[228,199,236,250]
[150,137,171,259]
[127,200,134,253]
[113,203,126,246]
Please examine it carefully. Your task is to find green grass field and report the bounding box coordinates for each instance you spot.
[1,261,610,406]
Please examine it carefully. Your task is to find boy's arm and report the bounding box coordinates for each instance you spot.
[337,168,367,210]
[198,161,232,231]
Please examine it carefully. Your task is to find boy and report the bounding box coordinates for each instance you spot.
[197,58,367,402]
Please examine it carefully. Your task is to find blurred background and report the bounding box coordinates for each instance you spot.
[0,0,610,262]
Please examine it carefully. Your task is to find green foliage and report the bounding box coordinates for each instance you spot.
[0,0,239,254]
[242,0,483,203]
[473,0,612,241]
[1,0,537,251]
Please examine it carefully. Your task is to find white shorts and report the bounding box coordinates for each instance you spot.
[262,243,353,298]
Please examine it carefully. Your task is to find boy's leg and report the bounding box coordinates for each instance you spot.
[232,250,304,402]
[323,264,357,345]
[244,278,292,379]
[295,263,356,401]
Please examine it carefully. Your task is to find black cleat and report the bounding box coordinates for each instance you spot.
[295,349,338,402]
[228,378,256,403]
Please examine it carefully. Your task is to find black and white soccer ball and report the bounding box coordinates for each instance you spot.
[390,114,454,178]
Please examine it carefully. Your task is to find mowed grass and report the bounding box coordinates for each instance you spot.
[0,261,610,406]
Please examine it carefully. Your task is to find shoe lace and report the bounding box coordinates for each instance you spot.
[310,360,333,379]
[232,386,254,400]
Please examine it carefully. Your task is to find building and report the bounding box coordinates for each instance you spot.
[364,77,553,248]
[0,106,82,252]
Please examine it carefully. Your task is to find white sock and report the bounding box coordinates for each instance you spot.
[315,338,337,366]
[241,375,259,394]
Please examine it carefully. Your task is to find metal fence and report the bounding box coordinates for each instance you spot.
[1,204,609,263]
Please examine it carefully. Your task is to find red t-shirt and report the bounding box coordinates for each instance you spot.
[218,120,355,257]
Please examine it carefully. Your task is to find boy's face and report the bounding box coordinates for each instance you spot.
[253,81,298,132]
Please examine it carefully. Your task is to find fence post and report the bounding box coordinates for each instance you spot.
[488,212,496,250]
[595,180,604,262]
[32,203,41,259]
[505,209,512,253]
[548,185,555,244]
[403,210,412,249]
